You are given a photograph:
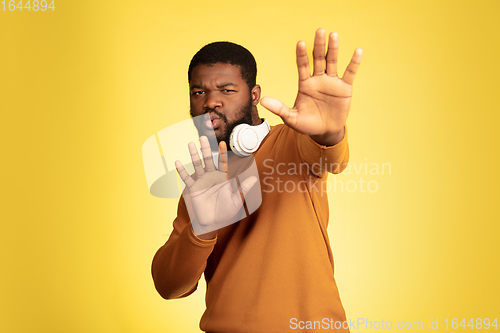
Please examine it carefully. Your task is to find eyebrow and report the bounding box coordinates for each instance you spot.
[190,82,238,90]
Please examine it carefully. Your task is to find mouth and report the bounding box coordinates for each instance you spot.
[205,112,221,130]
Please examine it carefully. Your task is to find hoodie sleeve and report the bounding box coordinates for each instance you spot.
[151,196,217,299]
[296,126,350,177]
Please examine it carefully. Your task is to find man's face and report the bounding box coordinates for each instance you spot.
[189,63,254,147]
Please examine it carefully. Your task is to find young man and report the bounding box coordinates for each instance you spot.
[152,29,362,332]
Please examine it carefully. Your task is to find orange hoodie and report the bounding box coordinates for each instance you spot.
[152,124,350,333]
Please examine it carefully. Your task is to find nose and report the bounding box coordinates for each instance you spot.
[203,91,222,110]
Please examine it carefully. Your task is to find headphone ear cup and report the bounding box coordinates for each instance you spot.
[230,120,270,157]
[230,124,253,157]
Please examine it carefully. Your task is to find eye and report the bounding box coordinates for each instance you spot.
[222,89,235,94]
[192,91,204,96]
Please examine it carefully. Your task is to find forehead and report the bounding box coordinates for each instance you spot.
[190,63,245,87]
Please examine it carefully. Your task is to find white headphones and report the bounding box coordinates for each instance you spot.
[229,119,270,157]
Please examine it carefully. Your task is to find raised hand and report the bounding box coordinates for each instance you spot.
[260,28,362,146]
[175,136,257,238]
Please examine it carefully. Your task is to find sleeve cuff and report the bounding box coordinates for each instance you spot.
[297,126,349,176]
[186,223,218,247]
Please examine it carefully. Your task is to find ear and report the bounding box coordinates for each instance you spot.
[251,84,261,106]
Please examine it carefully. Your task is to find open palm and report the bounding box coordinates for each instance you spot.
[261,29,362,145]
[175,137,257,236]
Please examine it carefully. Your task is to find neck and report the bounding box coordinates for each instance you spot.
[251,107,262,126]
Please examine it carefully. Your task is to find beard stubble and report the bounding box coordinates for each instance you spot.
[191,97,254,152]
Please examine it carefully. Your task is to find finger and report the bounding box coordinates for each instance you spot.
[188,142,205,176]
[175,160,195,188]
[313,28,326,76]
[296,41,310,81]
[218,141,229,180]
[341,48,363,85]
[200,136,216,172]
[326,32,339,77]
[260,97,295,126]
[239,176,258,197]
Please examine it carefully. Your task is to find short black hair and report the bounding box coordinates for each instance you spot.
[188,41,257,90]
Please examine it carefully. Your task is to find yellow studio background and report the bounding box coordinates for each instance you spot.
[1,0,499,332]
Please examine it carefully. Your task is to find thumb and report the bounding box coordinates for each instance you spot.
[238,176,258,197]
[260,97,292,121]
